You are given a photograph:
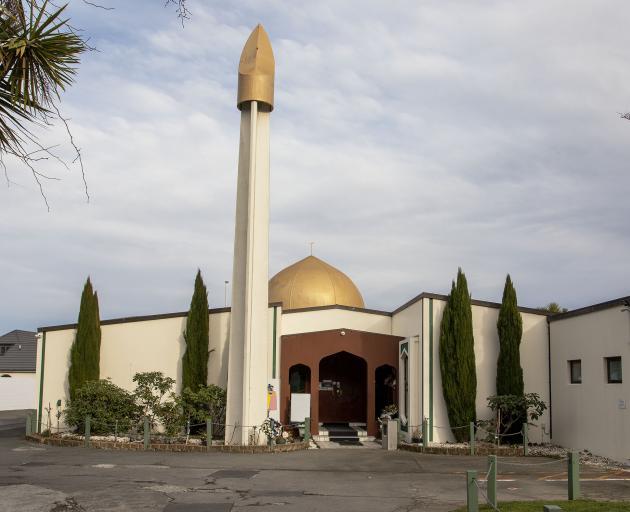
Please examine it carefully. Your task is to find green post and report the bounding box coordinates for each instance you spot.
[304,417,311,442]
[568,451,580,500]
[143,416,150,450]
[422,418,428,449]
[206,418,213,451]
[487,455,497,509]
[84,416,91,448]
[470,422,475,455]
[25,412,32,436]
[522,422,529,456]
[466,470,478,512]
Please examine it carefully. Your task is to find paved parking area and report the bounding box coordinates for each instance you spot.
[0,428,628,511]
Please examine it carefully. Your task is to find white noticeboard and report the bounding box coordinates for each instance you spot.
[290,393,311,423]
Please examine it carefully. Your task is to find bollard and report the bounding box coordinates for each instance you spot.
[31,413,38,434]
[304,416,311,442]
[487,455,497,509]
[395,418,401,447]
[470,422,476,455]
[143,416,150,450]
[25,412,32,436]
[466,470,478,512]
[523,422,529,456]
[568,451,580,500]
[206,418,213,451]
[114,420,118,442]
[422,418,429,449]
[84,416,91,448]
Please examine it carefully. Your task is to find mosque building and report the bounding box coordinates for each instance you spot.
[33,25,629,462]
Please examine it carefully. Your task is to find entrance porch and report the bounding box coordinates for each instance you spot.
[280,328,403,436]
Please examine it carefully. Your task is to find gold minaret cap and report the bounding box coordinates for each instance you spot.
[237,24,275,112]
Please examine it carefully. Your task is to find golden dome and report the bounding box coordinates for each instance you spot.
[269,256,365,310]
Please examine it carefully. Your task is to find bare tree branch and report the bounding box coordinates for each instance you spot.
[52,103,89,202]
[81,0,113,9]
[621,112,630,121]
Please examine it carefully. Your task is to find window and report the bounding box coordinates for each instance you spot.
[606,357,622,383]
[0,344,14,356]
[568,360,582,384]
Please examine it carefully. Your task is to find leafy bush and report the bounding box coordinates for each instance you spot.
[482,393,547,444]
[133,371,175,428]
[65,379,141,434]
[179,385,227,438]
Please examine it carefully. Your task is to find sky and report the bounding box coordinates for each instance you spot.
[1,0,630,333]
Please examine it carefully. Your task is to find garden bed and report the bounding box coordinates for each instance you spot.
[399,441,524,456]
[26,434,308,454]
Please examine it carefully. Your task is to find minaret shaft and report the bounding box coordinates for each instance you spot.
[225,100,270,444]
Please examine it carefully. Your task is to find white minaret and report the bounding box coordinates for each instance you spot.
[225,25,275,445]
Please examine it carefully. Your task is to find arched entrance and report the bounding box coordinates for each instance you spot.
[289,364,311,393]
[375,364,397,420]
[319,351,367,423]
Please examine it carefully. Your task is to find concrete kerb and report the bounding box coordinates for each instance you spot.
[25,434,309,454]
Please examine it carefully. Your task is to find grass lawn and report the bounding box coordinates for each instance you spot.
[452,500,630,511]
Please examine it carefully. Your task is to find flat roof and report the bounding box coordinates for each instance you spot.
[548,295,630,322]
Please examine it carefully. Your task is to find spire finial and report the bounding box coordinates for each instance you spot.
[309,242,314,256]
[237,24,275,111]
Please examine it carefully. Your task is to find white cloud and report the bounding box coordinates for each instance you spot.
[1,0,629,333]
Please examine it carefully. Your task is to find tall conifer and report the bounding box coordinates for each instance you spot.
[439,268,477,441]
[496,274,524,396]
[68,277,101,400]
[182,270,209,391]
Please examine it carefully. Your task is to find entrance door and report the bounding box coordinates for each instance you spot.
[318,351,367,423]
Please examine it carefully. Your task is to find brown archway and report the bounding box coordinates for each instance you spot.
[280,328,403,436]
[319,351,367,423]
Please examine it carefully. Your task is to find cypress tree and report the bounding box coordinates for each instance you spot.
[439,268,477,442]
[496,274,524,396]
[68,277,101,400]
[182,270,209,391]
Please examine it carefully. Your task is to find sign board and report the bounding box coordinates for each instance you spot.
[290,393,311,423]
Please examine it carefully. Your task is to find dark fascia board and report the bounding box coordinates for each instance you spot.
[281,326,405,341]
[548,295,630,323]
[282,304,392,317]
[392,291,551,317]
[38,303,284,333]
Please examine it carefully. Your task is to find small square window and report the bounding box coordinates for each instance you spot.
[568,360,582,384]
[606,357,622,384]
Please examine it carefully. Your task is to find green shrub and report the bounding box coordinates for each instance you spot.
[179,385,227,437]
[65,379,141,434]
[132,371,175,428]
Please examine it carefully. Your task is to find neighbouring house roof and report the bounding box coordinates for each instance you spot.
[0,329,37,372]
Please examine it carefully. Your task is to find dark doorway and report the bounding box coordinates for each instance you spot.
[289,364,311,393]
[375,364,397,420]
[319,351,367,423]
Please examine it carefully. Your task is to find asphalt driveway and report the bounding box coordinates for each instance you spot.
[0,429,628,512]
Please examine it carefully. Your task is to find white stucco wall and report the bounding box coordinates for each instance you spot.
[36,309,235,431]
[426,297,550,443]
[392,300,423,434]
[550,306,630,462]
[0,372,37,411]
[280,308,392,336]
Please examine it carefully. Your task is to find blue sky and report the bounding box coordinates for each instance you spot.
[1,0,629,333]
